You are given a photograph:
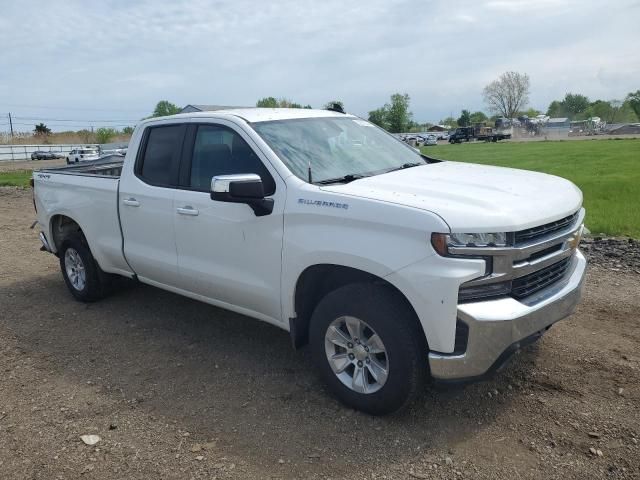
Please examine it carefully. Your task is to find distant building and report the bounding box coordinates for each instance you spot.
[546,117,570,128]
[180,104,251,113]
[427,125,450,132]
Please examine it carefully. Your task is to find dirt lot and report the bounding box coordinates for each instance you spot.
[0,158,68,172]
[1,187,638,479]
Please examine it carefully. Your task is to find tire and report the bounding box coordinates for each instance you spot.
[309,283,427,415]
[59,235,111,302]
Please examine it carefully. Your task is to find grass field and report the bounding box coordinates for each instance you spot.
[1,139,638,237]
[0,170,31,188]
[422,139,640,238]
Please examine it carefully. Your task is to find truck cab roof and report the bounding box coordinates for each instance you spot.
[142,108,354,125]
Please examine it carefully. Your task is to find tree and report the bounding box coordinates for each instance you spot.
[626,90,640,119]
[368,107,389,129]
[324,100,345,112]
[439,117,458,128]
[256,97,278,108]
[34,123,51,136]
[256,97,309,108]
[96,127,118,144]
[152,100,181,117]
[546,100,565,117]
[457,109,471,127]
[386,93,412,133]
[483,71,530,119]
[469,111,488,124]
[521,108,541,118]
[122,126,135,135]
[561,93,590,119]
[588,100,618,122]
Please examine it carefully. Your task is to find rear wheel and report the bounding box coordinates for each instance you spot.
[309,283,427,415]
[59,235,111,302]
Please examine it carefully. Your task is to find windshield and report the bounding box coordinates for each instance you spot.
[252,117,424,183]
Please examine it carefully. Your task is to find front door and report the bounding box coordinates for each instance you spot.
[172,121,285,323]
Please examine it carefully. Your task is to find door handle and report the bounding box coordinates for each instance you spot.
[176,206,199,216]
[123,198,140,207]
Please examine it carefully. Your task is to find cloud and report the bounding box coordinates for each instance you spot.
[1,0,638,129]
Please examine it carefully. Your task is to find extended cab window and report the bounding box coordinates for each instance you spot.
[188,124,275,194]
[138,125,184,186]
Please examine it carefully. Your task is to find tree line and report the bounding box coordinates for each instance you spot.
[30,84,640,141]
[546,92,639,123]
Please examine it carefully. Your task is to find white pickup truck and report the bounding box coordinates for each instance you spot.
[32,108,586,415]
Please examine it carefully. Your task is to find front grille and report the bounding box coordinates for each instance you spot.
[511,257,572,299]
[515,212,578,244]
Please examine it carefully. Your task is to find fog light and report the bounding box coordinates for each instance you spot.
[458,281,511,302]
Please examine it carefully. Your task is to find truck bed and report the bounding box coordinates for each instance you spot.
[38,155,124,177]
[33,154,131,277]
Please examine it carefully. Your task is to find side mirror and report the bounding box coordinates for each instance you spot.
[211,174,274,217]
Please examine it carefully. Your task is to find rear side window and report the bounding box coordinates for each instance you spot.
[138,125,184,186]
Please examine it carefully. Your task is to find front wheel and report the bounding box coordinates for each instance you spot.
[309,283,427,415]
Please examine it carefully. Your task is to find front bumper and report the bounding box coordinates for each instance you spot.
[428,249,587,381]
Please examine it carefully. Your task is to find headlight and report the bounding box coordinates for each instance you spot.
[431,232,508,256]
[448,232,507,247]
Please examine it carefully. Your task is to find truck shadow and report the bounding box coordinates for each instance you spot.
[2,274,540,469]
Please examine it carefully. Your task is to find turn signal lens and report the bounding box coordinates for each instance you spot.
[431,233,449,256]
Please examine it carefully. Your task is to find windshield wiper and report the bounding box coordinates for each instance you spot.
[316,173,369,185]
[316,162,424,185]
[383,162,424,173]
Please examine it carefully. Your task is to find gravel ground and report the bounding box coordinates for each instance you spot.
[1,187,639,479]
[580,237,640,274]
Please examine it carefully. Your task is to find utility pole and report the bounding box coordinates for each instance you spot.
[8,112,14,139]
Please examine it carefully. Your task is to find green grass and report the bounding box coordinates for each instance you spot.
[421,139,640,238]
[0,170,32,188]
[2,139,639,237]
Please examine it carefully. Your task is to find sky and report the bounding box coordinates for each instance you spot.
[1,0,638,132]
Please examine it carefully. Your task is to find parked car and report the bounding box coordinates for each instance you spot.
[31,151,58,160]
[66,148,100,164]
[419,134,437,146]
[32,109,586,415]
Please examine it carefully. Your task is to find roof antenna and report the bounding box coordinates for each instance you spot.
[308,161,313,184]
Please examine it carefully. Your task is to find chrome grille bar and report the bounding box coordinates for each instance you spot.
[515,212,579,244]
[456,208,584,302]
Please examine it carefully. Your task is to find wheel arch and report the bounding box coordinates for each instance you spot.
[289,263,427,350]
[49,213,85,254]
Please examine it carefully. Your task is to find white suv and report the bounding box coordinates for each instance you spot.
[66,148,100,164]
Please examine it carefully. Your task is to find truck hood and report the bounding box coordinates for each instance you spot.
[320,161,583,232]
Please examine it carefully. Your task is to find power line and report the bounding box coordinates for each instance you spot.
[11,122,134,128]
[10,123,134,130]
[0,102,146,113]
[13,116,139,123]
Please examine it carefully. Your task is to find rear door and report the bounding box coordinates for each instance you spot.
[119,123,186,286]
[171,120,285,322]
